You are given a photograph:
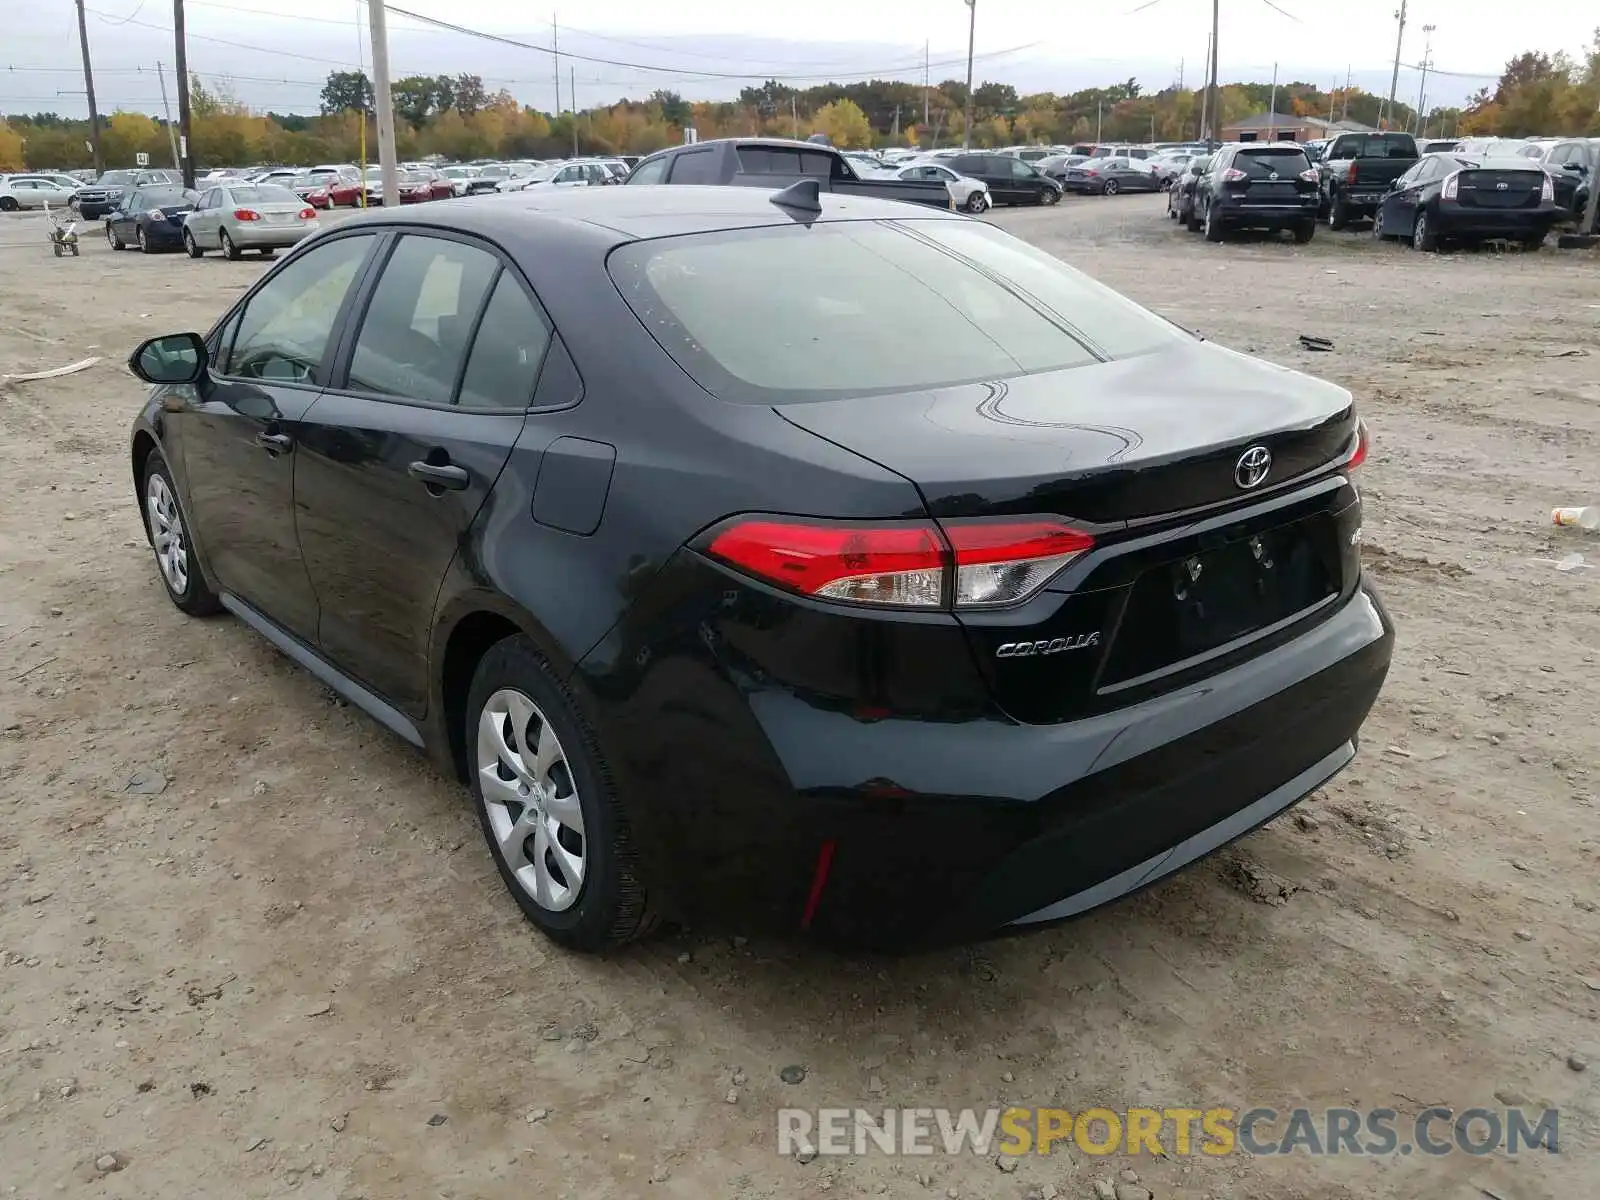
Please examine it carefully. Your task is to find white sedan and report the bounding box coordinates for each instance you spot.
[893,163,991,213]
[0,174,80,212]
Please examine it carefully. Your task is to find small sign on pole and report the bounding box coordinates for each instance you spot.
[683,127,698,144]
[135,151,150,167]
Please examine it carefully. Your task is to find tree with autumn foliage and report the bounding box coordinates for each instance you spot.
[0,120,24,171]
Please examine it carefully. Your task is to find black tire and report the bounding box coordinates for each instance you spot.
[0,196,18,212]
[219,229,241,261]
[467,635,659,952]
[1103,178,1119,196]
[1412,210,1438,252]
[1185,202,1202,232]
[183,228,204,258]
[141,452,222,617]
[1372,207,1388,240]
[258,248,275,258]
[964,191,987,213]
[53,242,63,257]
[1040,187,1060,206]
[1521,232,1545,251]
[106,222,124,251]
[1327,192,1350,231]
[1203,202,1225,242]
[136,225,151,254]
[1292,221,1315,244]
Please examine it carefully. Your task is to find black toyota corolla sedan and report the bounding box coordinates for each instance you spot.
[126,185,1392,952]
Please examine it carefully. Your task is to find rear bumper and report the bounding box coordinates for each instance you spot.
[229,221,314,248]
[1214,198,1319,227]
[589,571,1394,948]
[1436,204,1557,237]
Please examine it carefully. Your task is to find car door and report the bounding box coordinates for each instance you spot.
[1382,159,1432,237]
[292,231,550,714]
[111,190,141,241]
[178,231,380,643]
[189,186,220,245]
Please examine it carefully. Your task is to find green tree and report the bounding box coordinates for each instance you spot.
[452,74,487,115]
[812,98,873,147]
[392,76,438,128]
[319,70,373,115]
[650,89,690,126]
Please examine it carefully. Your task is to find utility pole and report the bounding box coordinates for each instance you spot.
[1383,0,1407,130]
[367,0,399,206]
[1197,30,1212,141]
[791,94,799,140]
[1342,65,1351,121]
[551,14,560,120]
[923,40,930,130]
[173,0,195,188]
[1206,0,1220,146]
[962,0,976,149]
[1329,76,1337,124]
[570,66,578,155]
[73,0,103,172]
[1268,62,1278,141]
[1178,57,1184,91]
[1096,99,1102,143]
[156,61,181,171]
[1414,24,1435,136]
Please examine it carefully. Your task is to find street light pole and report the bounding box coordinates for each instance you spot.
[1414,24,1435,136]
[962,0,975,149]
[1206,0,1220,146]
[1383,0,1408,130]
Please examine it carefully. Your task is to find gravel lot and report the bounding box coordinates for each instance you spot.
[1,196,1596,1200]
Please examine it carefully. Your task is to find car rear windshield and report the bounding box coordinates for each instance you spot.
[141,187,191,207]
[608,219,1185,404]
[1232,147,1310,177]
[233,185,298,204]
[1335,134,1416,158]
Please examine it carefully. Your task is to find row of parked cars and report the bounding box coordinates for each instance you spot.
[1162,131,1597,248]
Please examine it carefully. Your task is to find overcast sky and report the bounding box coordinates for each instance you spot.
[5,0,1592,117]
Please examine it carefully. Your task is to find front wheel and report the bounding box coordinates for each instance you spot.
[143,454,221,616]
[135,225,150,254]
[964,191,989,214]
[0,196,18,212]
[106,222,124,251]
[1293,221,1316,244]
[1521,232,1545,251]
[1372,208,1388,240]
[1040,187,1060,206]
[468,636,659,952]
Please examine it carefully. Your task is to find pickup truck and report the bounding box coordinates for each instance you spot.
[623,137,953,209]
[1316,131,1420,229]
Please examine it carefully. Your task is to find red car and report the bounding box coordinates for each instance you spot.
[316,177,365,208]
[409,168,454,201]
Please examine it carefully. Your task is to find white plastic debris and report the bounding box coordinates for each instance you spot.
[3,356,101,382]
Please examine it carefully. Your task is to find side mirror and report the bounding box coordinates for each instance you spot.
[1565,163,1587,173]
[129,332,207,385]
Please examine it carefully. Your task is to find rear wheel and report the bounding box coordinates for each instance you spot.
[1102,178,1119,196]
[468,635,658,952]
[183,229,204,258]
[1521,232,1545,251]
[1327,193,1350,230]
[219,229,241,261]
[1185,201,1202,232]
[1203,202,1225,242]
[1412,210,1438,251]
[1292,221,1316,244]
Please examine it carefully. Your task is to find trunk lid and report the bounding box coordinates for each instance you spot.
[774,341,1356,526]
[1455,167,1543,208]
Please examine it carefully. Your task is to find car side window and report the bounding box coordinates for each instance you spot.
[346,235,500,405]
[457,274,553,409]
[630,157,668,184]
[1008,159,1035,179]
[667,149,717,184]
[224,235,373,383]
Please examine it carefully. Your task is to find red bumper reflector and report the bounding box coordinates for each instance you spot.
[800,839,837,931]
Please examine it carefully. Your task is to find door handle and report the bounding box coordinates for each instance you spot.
[407,460,469,490]
[255,432,292,454]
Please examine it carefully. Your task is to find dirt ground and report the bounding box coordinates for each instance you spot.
[0,196,1596,1200]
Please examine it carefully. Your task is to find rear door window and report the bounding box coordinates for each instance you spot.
[629,157,668,184]
[346,235,500,404]
[457,275,553,409]
[666,150,718,184]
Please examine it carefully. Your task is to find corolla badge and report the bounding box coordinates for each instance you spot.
[996,633,1100,659]
[1235,445,1273,489]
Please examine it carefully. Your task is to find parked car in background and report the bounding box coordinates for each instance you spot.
[441,165,500,196]
[105,184,198,253]
[1452,137,1540,159]
[1168,155,1211,222]
[76,168,179,219]
[522,161,612,190]
[998,145,1057,163]
[1194,143,1320,243]
[125,186,1389,952]
[1373,153,1558,251]
[1318,131,1419,228]
[1419,139,1460,154]
[396,169,442,203]
[1090,144,1155,160]
[593,159,631,183]
[1301,139,1328,162]
[626,139,952,208]
[1081,157,1164,195]
[313,163,361,182]
[1035,153,1091,184]
[183,182,318,259]
[894,162,991,212]
[290,170,340,204]
[249,168,300,187]
[0,174,79,211]
[943,152,1064,205]
[1524,139,1593,222]
[1146,152,1193,188]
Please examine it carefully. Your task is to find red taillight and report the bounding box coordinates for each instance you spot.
[1221,167,1247,183]
[1346,161,1359,185]
[233,208,260,221]
[1297,168,1320,183]
[1442,172,1460,200]
[1346,419,1370,471]
[299,206,316,219]
[702,515,1093,609]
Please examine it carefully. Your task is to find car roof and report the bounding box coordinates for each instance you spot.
[337,184,965,245]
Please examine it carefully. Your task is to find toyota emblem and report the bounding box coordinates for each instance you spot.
[1268,171,1279,180]
[1235,445,1273,489]
[1495,181,1509,190]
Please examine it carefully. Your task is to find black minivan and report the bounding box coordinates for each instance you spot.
[945,153,1064,206]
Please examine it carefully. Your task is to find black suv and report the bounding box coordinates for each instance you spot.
[943,153,1064,205]
[125,189,1389,952]
[1194,143,1320,242]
